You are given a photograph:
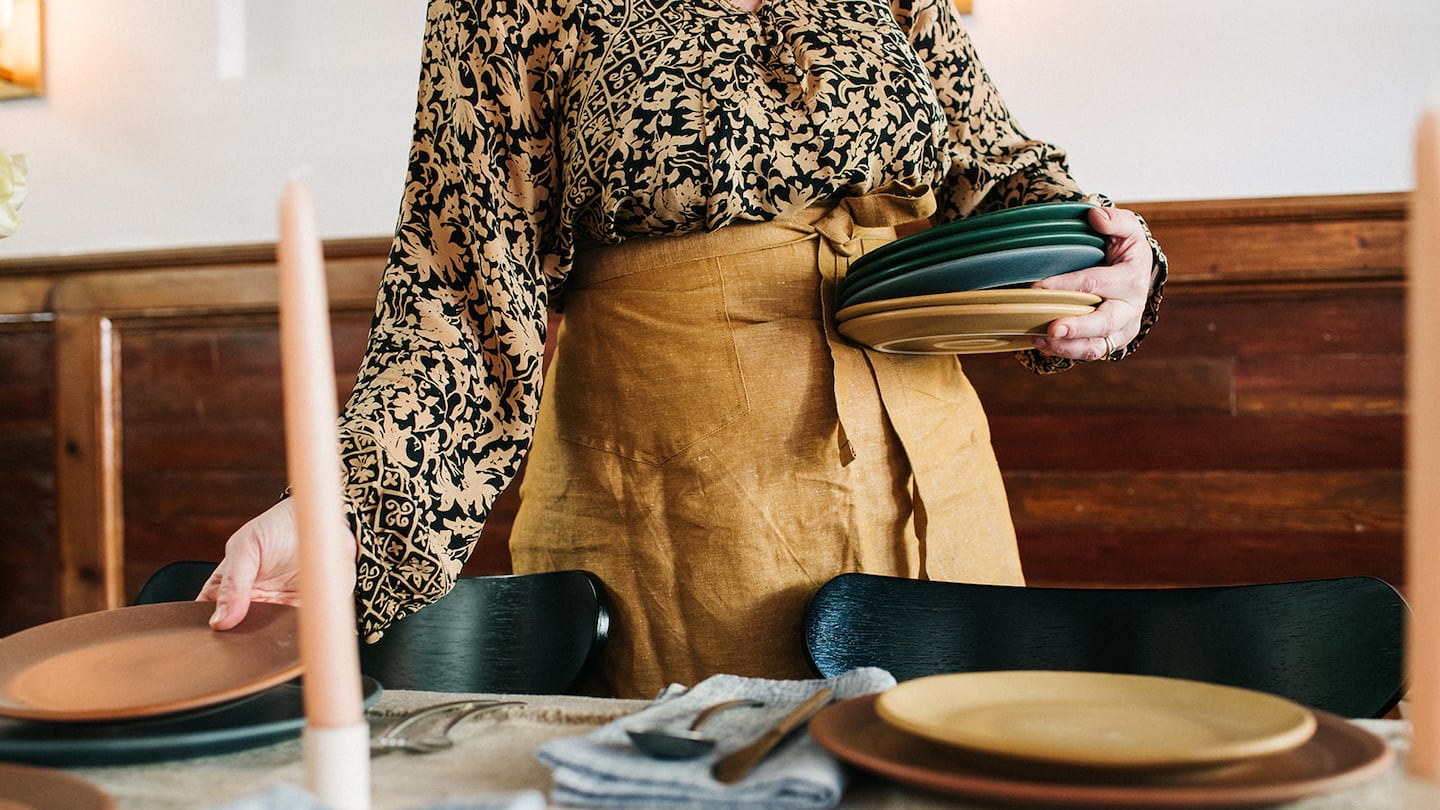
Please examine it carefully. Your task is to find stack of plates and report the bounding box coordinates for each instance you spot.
[0,601,380,766]
[809,671,1396,808]
[837,201,1105,354]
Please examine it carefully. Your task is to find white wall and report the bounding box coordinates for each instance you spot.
[2,0,1439,259]
[965,1,1440,204]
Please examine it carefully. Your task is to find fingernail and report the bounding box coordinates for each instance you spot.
[1052,324,1070,339]
[209,604,227,628]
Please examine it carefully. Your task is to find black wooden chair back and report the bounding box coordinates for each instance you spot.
[135,561,609,695]
[803,573,1406,718]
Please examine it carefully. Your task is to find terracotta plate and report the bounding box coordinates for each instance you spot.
[0,677,382,766]
[811,694,1394,808]
[0,762,115,810]
[0,602,302,722]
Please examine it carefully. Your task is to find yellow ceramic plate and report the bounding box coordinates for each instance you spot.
[875,671,1318,770]
[836,302,1096,355]
[835,288,1101,323]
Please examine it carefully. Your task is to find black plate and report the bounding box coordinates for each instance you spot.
[0,677,382,766]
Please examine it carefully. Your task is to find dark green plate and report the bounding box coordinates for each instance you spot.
[845,219,1097,288]
[841,233,1105,307]
[848,201,1098,278]
[840,243,1105,309]
[0,676,383,766]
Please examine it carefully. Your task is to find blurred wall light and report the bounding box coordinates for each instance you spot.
[0,0,43,100]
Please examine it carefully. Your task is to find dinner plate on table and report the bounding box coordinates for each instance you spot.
[837,301,1097,355]
[0,677,383,766]
[0,762,116,809]
[875,671,1318,770]
[839,242,1106,309]
[0,601,302,722]
[849,200,1099,277]
[810,692,1394,808]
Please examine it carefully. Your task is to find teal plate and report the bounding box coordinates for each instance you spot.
[849,201,1098,277]
[844,229,1104,299]
[0,676,383,766]
[841,243,1106,309]
[845,219,1097,288]
[841,237,1105,308]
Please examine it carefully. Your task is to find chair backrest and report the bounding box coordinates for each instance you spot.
[134,561,609,694]
[803,572,1407,718]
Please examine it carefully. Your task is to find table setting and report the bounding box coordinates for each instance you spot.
[8,127,1440,810]
[0,593,1421,810]
[0,672,1419,810]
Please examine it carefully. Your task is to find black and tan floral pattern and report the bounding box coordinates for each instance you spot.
[340,0,1167,639]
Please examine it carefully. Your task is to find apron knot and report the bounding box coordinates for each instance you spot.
[810,182,937,256]
[797,185,936,465]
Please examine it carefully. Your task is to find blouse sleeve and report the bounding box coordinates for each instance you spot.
[891,0,1167,372]
[339,0,579,641]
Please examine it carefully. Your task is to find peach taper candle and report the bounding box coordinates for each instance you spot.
[278,176,370,809]
[1409,107,1440,784]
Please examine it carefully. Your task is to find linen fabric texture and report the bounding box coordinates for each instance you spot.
[535,667,897,809]
[513,189,1027,696]
[336,0,1169,691]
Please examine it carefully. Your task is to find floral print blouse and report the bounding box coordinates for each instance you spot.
[339,0,1167,639]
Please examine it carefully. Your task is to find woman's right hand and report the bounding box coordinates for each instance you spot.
[197,498,307,630]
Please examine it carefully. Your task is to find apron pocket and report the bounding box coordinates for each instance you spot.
[550,259,749,466]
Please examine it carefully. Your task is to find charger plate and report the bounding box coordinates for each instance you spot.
[0,677,381,766]
[0,762,115,810]
[811,693,1393,808]
[837,302,1096,355]
[876,671,1317,770]
[840,243,1105,309]
[835,289,1101,323]
[0,601,302,722]
[850,201,1098,276]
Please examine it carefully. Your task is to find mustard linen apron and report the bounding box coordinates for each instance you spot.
[510,189,1023,698]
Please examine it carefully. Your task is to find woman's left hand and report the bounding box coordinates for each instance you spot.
[1031,206,1153,361]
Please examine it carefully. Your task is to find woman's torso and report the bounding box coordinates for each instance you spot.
[555,0,954,244]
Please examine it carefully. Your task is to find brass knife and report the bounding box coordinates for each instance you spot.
[711,687,834,784]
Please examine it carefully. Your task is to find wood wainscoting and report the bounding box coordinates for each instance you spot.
[0,192,1409,634]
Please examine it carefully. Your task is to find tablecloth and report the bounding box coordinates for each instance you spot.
[60,691,1421,810]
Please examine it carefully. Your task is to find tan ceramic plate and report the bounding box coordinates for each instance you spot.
[812,693,1391,808]
[875,671,1318,770]
[0,601,302,722]
[0,762,116,809]
[834,288,1101,323]
[836,302,1096,355]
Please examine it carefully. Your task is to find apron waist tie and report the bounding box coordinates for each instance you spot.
[776,183,937,465]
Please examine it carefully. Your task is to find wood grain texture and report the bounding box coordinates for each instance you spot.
[52,314,123,617]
